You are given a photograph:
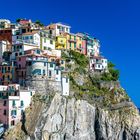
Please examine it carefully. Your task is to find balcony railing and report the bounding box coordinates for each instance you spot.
[26,57,48,62]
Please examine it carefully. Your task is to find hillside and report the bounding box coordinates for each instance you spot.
[4,51,140,140]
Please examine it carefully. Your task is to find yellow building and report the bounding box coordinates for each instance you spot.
[76,34,83,53]
[63,33,77,51]
[55,36,67,50]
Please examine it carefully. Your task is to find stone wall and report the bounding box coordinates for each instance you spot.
[25,76,62,94]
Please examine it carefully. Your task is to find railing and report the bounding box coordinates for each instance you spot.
[26,57,48,61]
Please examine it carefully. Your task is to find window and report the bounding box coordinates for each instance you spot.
[20,100,24,107]
[11,120,15,126]
[3,100,6,106]
[19,52,22,55]
[30,36,33,39]
[3,110,6,115]
[66,78,68,83]
[15,53,18,56]
[11,110,17,116]
[27,61,32,66]
[21,110,24,115]
[49,71,52,77]
[50,40,53,44]
[50,63,53,68]
[12,100,16,107]
[74,43,76,48]
[44,63,47,66]
[43,70,45,75]
[74,36,76,40]
[70,43,72,48]
[61,60,64,64]
[7,75,10,80]
[25,36,29,40]
[2,75,5,80]
[56,70,59,75]
[57,26,60,29]
[44,46,47,50]
[44,38,46,43]
[50,30,52,34]
[61,27,64,31]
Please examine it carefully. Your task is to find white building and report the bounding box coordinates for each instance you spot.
[11,42,38,60]
[0,19,11,29]
[43,49,61,58]
[93,39,100,57]
[41,37,55,50]
[90,56,108,72]
[46,22,71,36]
[61,77,69,96]
[22,31,40,46]
[0,84,35,128]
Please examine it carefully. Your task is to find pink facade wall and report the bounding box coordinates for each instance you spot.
[0,99,9,126]
[82,39,87,55]
[17,56,27,68]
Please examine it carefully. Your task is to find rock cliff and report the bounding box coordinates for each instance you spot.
[4,51,140,140]
[5,92,140,140]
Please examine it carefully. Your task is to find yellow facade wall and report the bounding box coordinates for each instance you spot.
[55,36,67,50]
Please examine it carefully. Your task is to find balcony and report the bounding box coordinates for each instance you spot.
[69,38,77,42]
[9,96,20,100]
[56,41,65,46]
[26,57,48,62]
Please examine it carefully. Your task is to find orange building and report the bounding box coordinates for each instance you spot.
[0,65,17,85]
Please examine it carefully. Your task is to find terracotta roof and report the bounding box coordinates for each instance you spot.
[22,31,39,35]
[17,53,47,58]
[90,56,106,59]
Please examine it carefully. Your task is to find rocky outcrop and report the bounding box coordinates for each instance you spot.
[5,93,140,140]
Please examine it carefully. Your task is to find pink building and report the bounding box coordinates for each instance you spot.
[0,84,34,128]
[76,33,87,55]
[16,48,44,85]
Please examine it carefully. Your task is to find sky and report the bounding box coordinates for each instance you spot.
[0,0,140,107]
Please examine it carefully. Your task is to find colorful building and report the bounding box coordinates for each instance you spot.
[22,31,40,46]
[0,19,11,29]
[0,84,35,128]
[11,42,38,61]
[0,29,12,45]
[82,34,100,57]
[63,33,77,51]
[46,22,71,36]
[0,63,17,85]
[41,37,55,51]
[89,56,108,72]
[55,35,67,50]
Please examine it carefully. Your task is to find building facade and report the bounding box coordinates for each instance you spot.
[0,84,35,128]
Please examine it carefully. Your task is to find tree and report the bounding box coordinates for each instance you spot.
[35,20,44,27]
[101,61,120,81]
[16,18,22,23]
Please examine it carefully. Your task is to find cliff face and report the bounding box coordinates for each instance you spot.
[5,93,140,140]
[4,51,140,140]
